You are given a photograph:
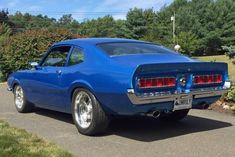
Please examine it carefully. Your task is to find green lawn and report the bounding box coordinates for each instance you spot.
[0,120,73,157]
[194,55,235,81]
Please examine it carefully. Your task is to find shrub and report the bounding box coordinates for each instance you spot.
[0,28,83,80]
[227,85,235,102]
[0,71,3,82]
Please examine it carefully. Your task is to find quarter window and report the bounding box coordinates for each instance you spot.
[42,46,71,67]
[68,47,84,66]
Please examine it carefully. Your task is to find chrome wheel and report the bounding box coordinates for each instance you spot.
[15,86,24,109]
[74,91,93,129]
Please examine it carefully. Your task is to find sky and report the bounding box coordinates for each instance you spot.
[0,0,173,21]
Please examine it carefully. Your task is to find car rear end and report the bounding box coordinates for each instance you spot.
[95,40,231,116]
[127,62,231,115]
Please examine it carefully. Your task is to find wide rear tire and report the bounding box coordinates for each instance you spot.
[72,88,109,136]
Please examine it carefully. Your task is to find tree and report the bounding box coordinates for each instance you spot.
[113,20,133,38]
[78,15,116,37]
[126,8,148,39]
[9,11,57,31]
[0,23,11,43]
[219,0,235,47]
[177,32,199,56]
[0,22,12,81]
[0,9,10,25]
[222,45,235,64]
[0,0,234,56]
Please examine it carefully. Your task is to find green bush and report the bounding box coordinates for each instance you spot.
[0,71,3,82]
[0,28,83,80]
[227,85,235,102]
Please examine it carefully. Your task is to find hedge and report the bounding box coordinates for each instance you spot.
[0,28,83,80]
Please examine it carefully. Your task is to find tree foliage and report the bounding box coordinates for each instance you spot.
[0,0,235,80]
[177,32,199,56]
[222,45,235,64]
[0,23,11,43]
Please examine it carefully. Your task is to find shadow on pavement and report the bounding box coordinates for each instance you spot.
[107,115,232,142]
[34,109,232,142]
[35,108,74,124]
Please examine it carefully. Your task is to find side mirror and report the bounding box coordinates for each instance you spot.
[30,62,39,68]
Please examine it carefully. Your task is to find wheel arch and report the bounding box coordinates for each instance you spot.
[67,80,111,114]
[69,81,95,102]
[11,79,21,91]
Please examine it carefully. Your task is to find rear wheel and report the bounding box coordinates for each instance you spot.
[72,88,109,135]
[160,109,189,122]
[14,85,34,113]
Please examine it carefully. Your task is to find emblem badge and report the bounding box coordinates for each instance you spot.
[179,76,187,87]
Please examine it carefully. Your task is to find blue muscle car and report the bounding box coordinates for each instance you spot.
[7,38,232,135]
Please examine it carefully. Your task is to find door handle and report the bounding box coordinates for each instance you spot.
[56,70,62,75]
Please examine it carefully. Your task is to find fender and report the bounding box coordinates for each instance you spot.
[66,80,95,113]
[8,77,20,92]
[66,80,115,114]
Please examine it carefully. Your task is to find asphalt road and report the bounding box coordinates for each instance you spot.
[0,83,235,157]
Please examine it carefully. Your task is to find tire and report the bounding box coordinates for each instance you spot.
[14,85,34,113]
[160,109,189,122]
[72,88,109,136]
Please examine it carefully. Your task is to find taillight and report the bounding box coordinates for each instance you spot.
[194,74,223,85]
[138,77,176,88]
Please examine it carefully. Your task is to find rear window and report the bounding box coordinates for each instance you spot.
[97,42,176,56]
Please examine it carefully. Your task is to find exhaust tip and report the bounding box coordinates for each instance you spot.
[152,110,160,118]
[146,110,161,118]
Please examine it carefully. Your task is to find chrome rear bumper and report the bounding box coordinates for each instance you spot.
[127,88,227,105]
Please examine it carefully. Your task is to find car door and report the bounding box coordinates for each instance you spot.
[29,45,72,109]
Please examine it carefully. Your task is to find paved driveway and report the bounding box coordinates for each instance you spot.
[0,84,235,157]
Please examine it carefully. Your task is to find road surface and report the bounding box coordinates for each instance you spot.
[0,84,235,157]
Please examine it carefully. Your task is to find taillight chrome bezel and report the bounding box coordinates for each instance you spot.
[193,74,223,85]
[138,77,176,89]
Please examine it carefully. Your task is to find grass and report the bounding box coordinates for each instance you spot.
[194,55,235,81]
[0,120,73,157]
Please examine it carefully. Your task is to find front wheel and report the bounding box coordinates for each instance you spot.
[72,88,109,136]
[160,109,189,122]
[14,85,34,113]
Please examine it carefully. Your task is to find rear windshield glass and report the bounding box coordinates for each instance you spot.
[97,42,176,56]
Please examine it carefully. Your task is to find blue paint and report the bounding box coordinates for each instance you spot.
[7,38,229,115]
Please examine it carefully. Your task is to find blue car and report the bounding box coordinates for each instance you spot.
[7,38,231,135]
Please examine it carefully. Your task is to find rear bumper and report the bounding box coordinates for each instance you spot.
[127,88,227,105]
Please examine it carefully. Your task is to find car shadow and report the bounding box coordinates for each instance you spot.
[34,109,232,142]
[107,115,232,142]
[34,108,74,124]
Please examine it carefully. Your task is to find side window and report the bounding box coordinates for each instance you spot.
[68,47,84,66]
[42,46,71,67]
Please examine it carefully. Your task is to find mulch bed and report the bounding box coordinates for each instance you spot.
[208,100,235,115]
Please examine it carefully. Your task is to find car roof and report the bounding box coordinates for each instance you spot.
[53,38,147,46]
